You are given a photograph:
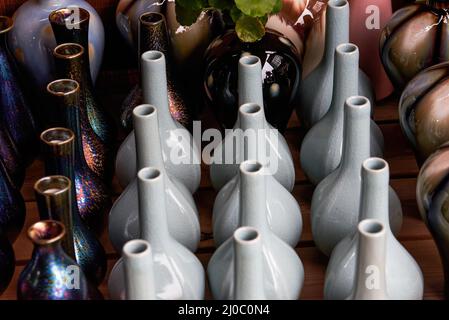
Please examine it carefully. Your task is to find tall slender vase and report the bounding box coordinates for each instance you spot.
[346,219,390,300]
[300,43,384,185]
[0,16,38,165]
[120,12,191,131]
[324,158,423,300]
[123,239,156,300]
[46,79,111,234]
[208,160,304,300]
[311,96,402,256]
[17,220,89,300]
[348,0,394,100]
[297,0,374,128]
[110,105,200,252]
[52,42,114,181]
[0,157,25,243]
[38,130,108,286]
[0,123,25,189]
[8,0,104,92]
[0,233,14,295]
[116,50,201,192]
[108,167,205,300]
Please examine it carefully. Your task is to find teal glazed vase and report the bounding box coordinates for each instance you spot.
[0,16,38,166]
[17,220,90,300]
[8,0,104,92]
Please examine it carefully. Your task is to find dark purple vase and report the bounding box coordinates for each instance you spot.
[204,29,302,132]
[17,220,90,300]
[0,233,14,295]
[0,16,38,165]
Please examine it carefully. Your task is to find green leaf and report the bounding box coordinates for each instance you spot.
[176,0,208,10]
[230,5,243,23]
[259,15,268,26]
[236,15,265,42]
[235,0,277,17]
[175,4,202,26]
[272,0,283,14]
[208,0,233,10]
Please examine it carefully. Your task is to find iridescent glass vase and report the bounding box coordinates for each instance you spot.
[17,220,90,300]
[34,172,107,286]
[51,35,115,182]
[46,79,112,234]
[0,16,38,166]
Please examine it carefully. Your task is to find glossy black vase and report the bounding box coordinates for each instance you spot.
[46,79,112,235]
[204,29,302,132]
[0,156,26,243]
[0,232,14,295]
[17,220,89,300]
[0,16,38,167]
[120,12,192,131]
[34,172,106,289]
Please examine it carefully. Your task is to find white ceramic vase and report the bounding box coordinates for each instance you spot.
[208,161,304,300]
[300,43,384,185]
[324,157,423,300]
[108,167,205,300]
[311,96,403,256]
[209,55,295,192]
[213,159,302,248]
[115,51,201,193]
[109,105,200,252]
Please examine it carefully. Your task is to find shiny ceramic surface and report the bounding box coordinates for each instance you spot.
[8,0,104,91]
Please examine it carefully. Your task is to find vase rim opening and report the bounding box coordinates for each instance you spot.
[138,167,162,181]
[358,219,385,237]
[41,127,75,146]
[337,43,358,54]
[123,239,151,257]
[49,7,89,27]
[346,96,369,109]
[328,0,348,9]
[0,16,13,34]
[240,55,260,66]
[54,43,84,60]
[234,227,260,244]
[28,220,66,246]
[363,157,387,172]
[240,103,262,115]
[133,104,156,118]
[47,79,79,97]
[240,160,263,175]
[142,50,164,62]
[34,175,71,197]
[139,12,165,26]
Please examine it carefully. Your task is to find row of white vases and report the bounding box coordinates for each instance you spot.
[108,46,424,300]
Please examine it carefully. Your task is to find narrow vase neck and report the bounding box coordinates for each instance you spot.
[133,107,165,170]
[339,100,371,176]
[138,169,170,248]
[238,56,265,110]
[239,164,269,232]
[233,229,266,299]
[138,13,170,60]
[353,222,388,300]
[359,160,390,229]
[239,104,266,161]
[323,1,349,65]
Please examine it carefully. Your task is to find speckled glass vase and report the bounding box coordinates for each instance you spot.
[39,128,108,286]
[46,79,111,234]
[17,220,90,300]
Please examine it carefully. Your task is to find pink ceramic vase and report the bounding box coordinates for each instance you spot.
[349,0,394,100]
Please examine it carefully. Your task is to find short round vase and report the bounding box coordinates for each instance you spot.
[204,29,302,132]
[380,0,449,89]
[399,62,449,165]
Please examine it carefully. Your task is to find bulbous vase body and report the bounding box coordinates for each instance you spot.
[0,16,37,166]
[300,43,384,185]
[311,97,402,256]
[399,62,449,164]
[0,234,14,295]
[380,0,449,89]
[325,158,423,300]
[297,0,374,129]
[204,29,302,132]
[110,105,200,253]
[17,221,90,300]
[108,167,205,299]
[116,51,201,192]
[8,0,104,91]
